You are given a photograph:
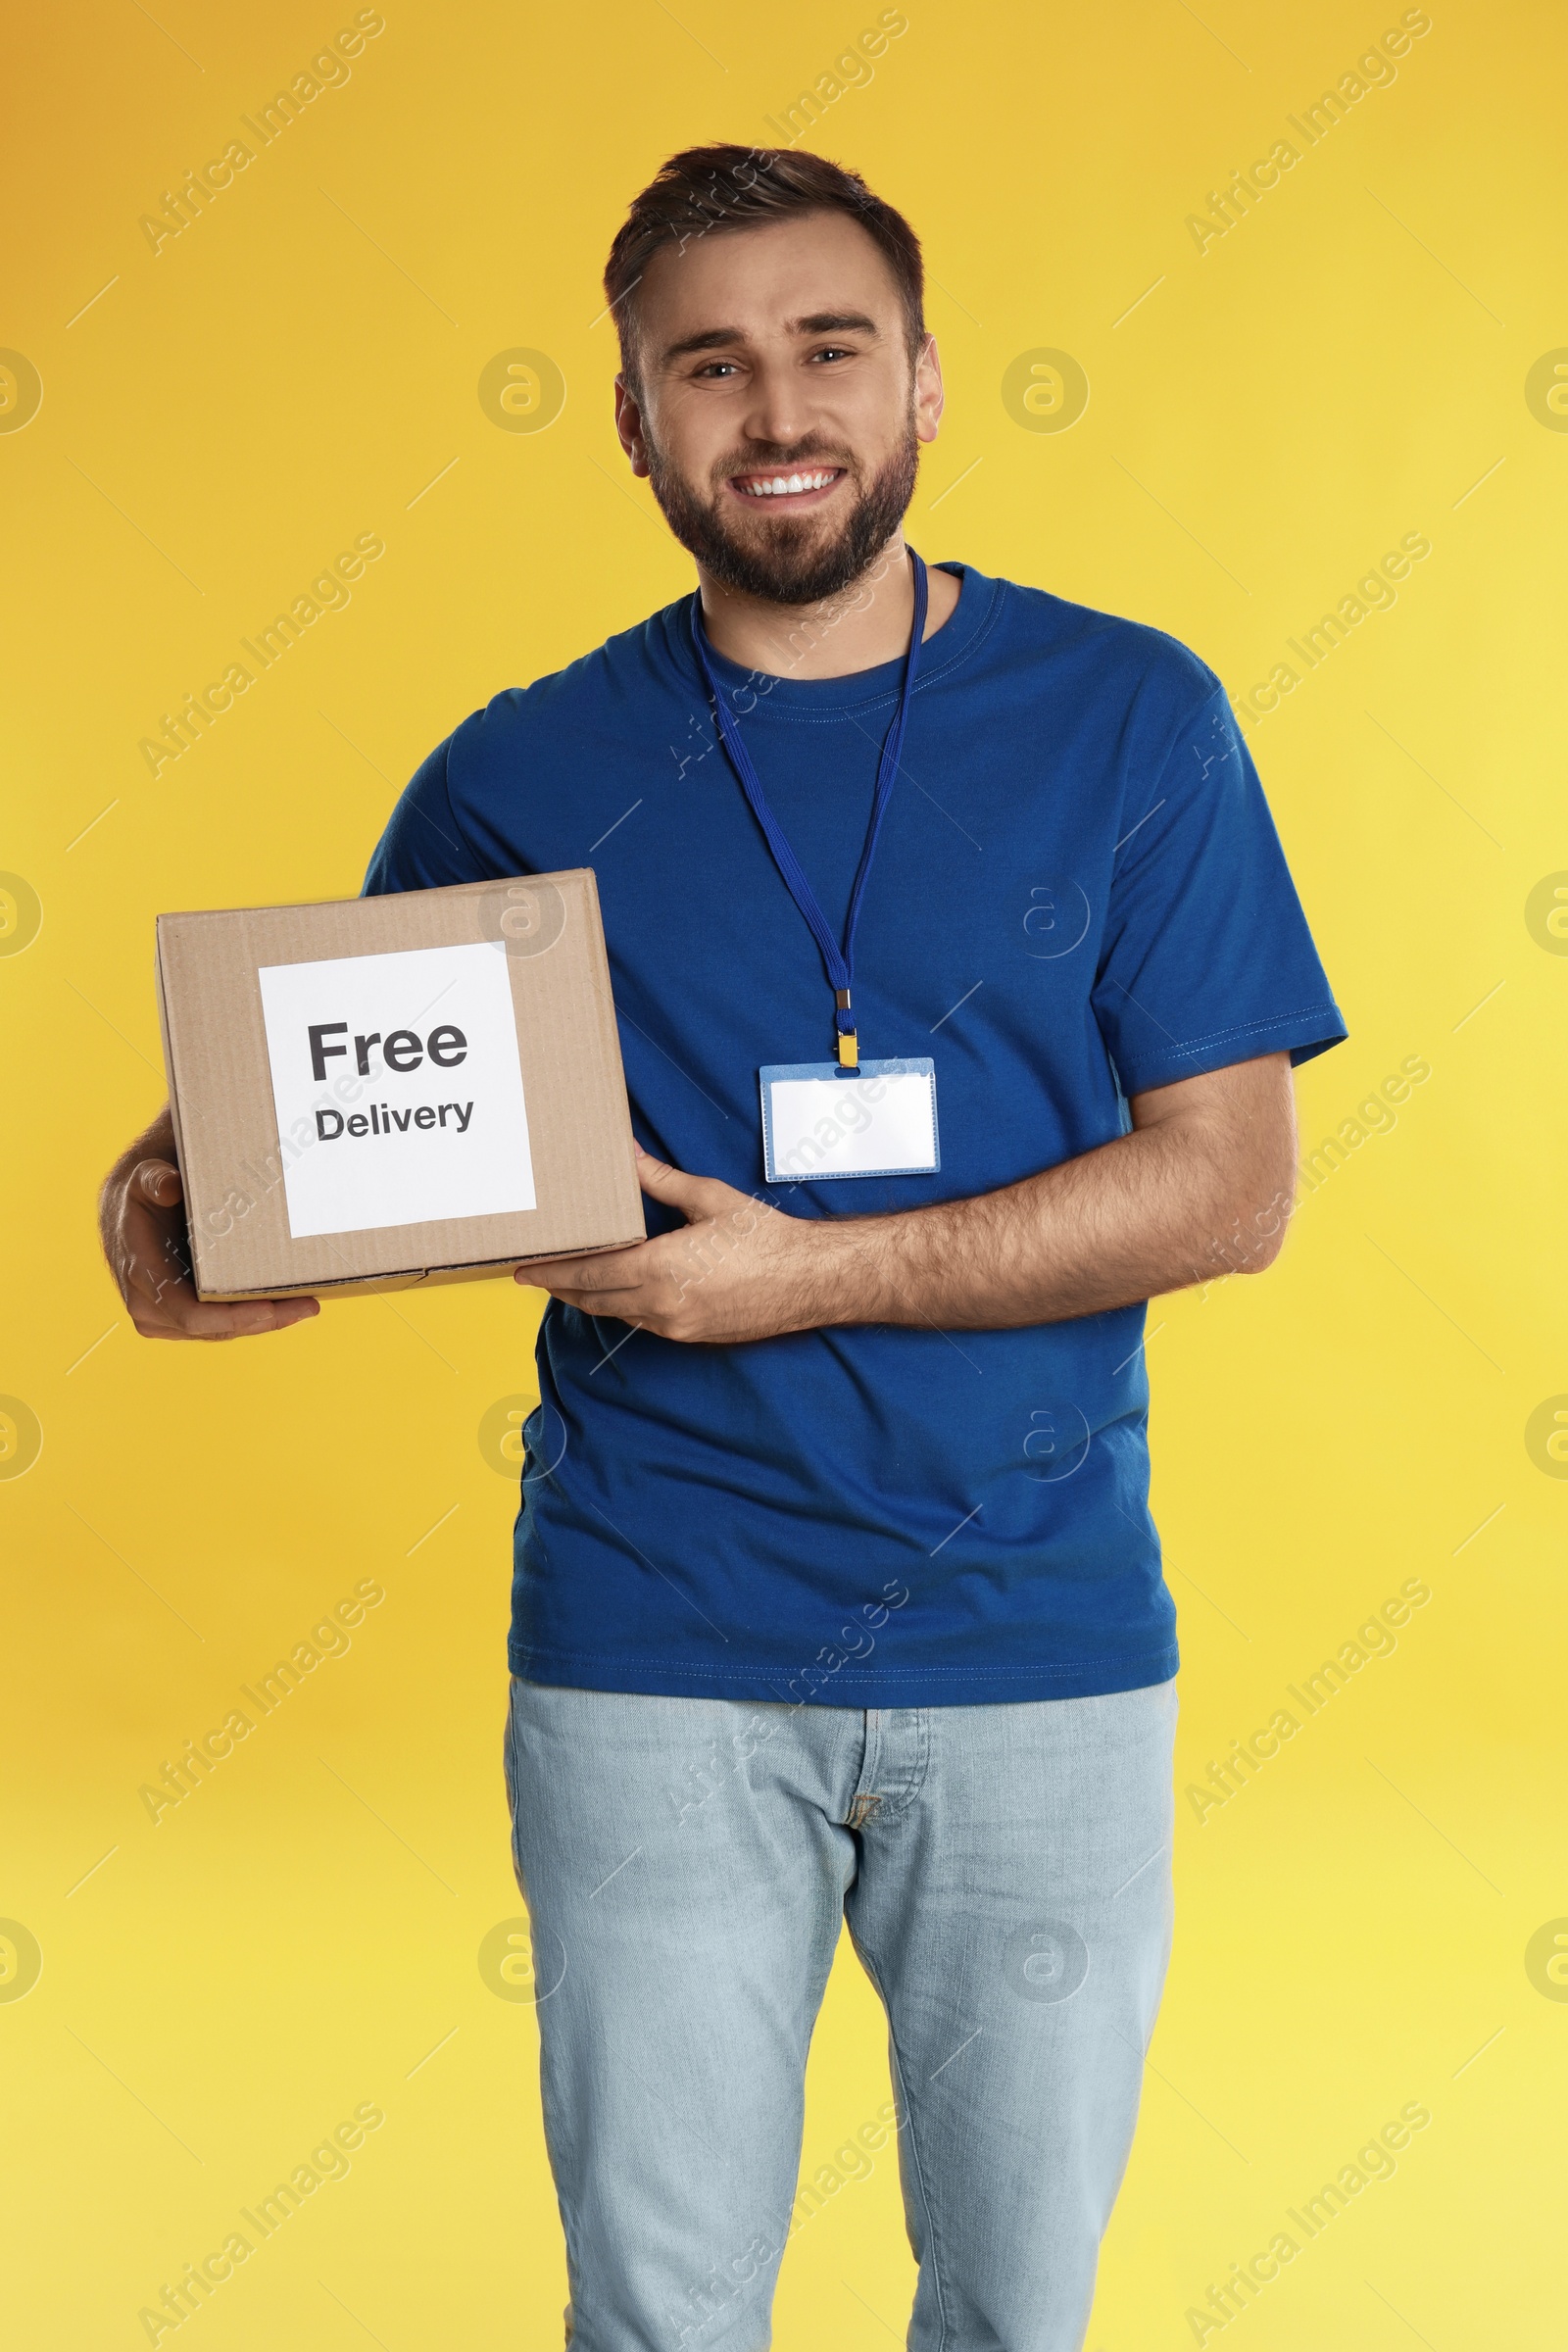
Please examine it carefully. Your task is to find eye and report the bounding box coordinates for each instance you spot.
[693,359,741,378]
[810,344,855,363]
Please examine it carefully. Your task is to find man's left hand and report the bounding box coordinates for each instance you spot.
[517,1147,841,1345]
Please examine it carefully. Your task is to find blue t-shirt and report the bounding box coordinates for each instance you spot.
[364,564,1347,1706]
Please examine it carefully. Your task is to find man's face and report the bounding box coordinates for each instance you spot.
[615,210,944,605]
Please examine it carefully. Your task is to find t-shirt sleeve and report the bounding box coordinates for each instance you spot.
[1091,684,1348,1095]
[361,729,487,898]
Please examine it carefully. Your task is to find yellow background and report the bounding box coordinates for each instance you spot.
[3,1,1564,2342]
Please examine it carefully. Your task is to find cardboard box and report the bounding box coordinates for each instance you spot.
[155,870,645,1299]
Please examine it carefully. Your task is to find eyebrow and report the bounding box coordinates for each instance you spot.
[795,311,880,337]
[659,310,882,365]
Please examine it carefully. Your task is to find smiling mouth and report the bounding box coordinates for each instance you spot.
[727,466,847,506]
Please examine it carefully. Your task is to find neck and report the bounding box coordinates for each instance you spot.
[696,530,960,680]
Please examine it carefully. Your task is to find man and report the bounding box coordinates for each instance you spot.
[102,147,1346,2351]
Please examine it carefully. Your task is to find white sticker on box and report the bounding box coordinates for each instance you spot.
[257,940,536,1239]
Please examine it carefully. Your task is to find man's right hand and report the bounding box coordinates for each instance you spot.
[100,1106,319,1341]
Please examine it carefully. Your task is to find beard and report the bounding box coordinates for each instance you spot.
[643,416,920,607]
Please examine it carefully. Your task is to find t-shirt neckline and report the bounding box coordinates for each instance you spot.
[674,561,996,715]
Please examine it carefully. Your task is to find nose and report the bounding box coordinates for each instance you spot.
[737,352,810,454]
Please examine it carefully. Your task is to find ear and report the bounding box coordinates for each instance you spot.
[614,375,650,476]
[914,333,945,447]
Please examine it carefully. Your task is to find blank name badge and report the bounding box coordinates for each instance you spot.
[760,1058,940,1184]
[257,940,536,1239]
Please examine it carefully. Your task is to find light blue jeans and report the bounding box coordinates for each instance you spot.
[504,1678,1177,2351]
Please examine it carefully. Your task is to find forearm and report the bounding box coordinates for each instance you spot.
[808,1117,1286,1332]
[529,1057,1298,1346]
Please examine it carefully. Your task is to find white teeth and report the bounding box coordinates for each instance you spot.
[737,468,837,496]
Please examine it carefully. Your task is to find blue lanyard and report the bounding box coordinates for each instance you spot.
[691,550,928,1071]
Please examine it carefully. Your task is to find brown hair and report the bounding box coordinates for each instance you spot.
[603,143,926,384]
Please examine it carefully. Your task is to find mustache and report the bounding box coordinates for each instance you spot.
[715,441,854,481]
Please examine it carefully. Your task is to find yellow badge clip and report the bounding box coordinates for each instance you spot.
[835,989,858,1071]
